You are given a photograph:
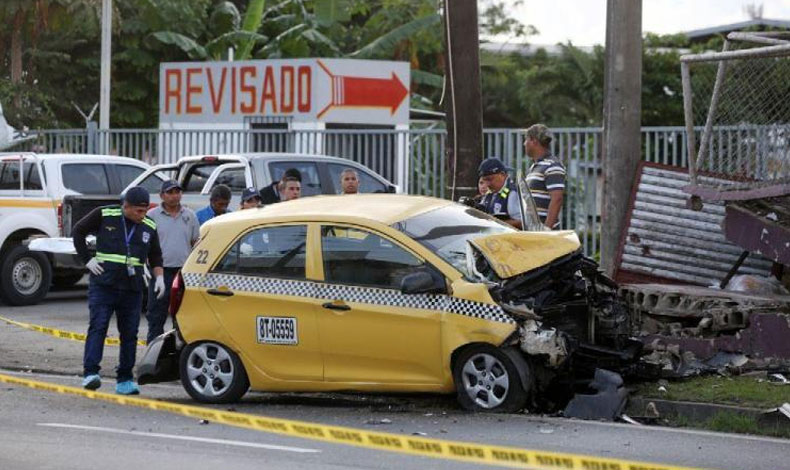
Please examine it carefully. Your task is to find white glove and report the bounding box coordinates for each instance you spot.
[86,258,104,276]
[240,242,253,255]
[143,264,152,288]
[154,275,166,299]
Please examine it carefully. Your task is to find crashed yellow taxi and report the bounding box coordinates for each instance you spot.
[138,195,637,412]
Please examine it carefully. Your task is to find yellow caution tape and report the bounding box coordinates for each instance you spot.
[0,371,704,470]
[0,315,146,346]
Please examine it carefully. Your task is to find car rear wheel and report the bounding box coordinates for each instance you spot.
[453,345,530,413]
[0,245,52,306]
[180,341,249,404]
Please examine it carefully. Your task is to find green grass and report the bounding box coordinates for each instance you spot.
[665,411,790,439]
[632,375,790,409]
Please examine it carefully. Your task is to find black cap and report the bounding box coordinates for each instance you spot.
[160,179,182,193]
[241,187,260,202]
[123,186,150,207]
[478,158,509,177]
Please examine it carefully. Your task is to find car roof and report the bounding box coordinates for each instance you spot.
[0,153,146,164]
[180,153,371,166]
[208,194,452,227]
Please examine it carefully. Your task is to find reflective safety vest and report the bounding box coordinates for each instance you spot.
[481,178,517,219]
[93,205,157,291]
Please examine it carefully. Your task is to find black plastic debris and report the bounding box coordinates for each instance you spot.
[563,369,629,421]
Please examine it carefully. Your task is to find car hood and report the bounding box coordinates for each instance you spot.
[468,230,581,279]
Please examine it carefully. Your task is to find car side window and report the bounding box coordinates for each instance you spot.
[0,160,20,190]
[327,163,387,194]
[212,167,247,191]
[116,165,146,189]
[62,163,110,194]
[215,225,307,279]
[321,226,423,289]
[269,162,322,196]
[182,163,220,192]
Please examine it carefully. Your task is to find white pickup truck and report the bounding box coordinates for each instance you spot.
[0,153,158,305]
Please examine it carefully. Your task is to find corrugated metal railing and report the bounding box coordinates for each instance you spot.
[16,125,708,257]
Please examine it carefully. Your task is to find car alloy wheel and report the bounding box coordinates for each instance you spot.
[453,345,530,413]
[460,353,510,409]
[180,341,249,403]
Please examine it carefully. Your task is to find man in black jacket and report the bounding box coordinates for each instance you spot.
[72,186,165,395]
[260,168,302,204]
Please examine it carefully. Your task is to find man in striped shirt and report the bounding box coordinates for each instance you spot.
[524,124,565,229]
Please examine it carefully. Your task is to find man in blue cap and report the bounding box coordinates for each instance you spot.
[72,186,165,395]
[478,157,522,229]
[145,179,199,343]
[239,186,262,210]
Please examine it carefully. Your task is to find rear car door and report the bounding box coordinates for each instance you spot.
[316,225,443,385]
[268,161,323,196]
[201,224,323,381]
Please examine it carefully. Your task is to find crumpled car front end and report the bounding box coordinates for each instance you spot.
[467,231,641,382]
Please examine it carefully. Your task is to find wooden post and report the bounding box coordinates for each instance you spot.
[443,0,483,200]
[601,0,643,276]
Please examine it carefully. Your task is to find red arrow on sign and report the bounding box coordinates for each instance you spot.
[317,60,408,119]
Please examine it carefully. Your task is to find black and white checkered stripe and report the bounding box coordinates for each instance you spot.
[182,272,515,324]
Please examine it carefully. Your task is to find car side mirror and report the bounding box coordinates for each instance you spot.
[401,271,444,295]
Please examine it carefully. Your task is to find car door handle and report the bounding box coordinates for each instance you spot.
[207,288,234,297]
[322,302,350,311]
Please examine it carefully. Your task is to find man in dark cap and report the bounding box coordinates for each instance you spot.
[145,180,199,343]
[260,168,302,205]
[72,186,165,395]
[478,157,522,229]
[239,187,262,210]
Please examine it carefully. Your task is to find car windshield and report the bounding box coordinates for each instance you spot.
[392,204,515,277]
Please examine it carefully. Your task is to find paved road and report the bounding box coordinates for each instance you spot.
[1,290,789,470]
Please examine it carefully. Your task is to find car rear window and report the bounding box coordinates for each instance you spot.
[327,163,387,194]
[214,225,307,279]
[268,162,322,196]
[62,163,111,194]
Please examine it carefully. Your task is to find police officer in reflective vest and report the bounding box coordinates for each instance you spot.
[72,186,165,395]
[478,157,522,229]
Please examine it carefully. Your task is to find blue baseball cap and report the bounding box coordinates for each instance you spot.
[123,186,150,206]
[160,179,182,193]
[478,157,510,177]
[241,187,261,202]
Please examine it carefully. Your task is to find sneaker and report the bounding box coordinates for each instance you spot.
[82,374,101,390]
[115,381,140,395]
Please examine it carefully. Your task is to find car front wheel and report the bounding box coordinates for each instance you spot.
[180,341,249,404]
[453,345,530,413]
[0,245,52,306]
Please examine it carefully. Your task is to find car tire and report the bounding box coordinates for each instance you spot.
[179,341,249,404]
[52,271,84,288]
[453,344,530,413]
[0,245,53,306]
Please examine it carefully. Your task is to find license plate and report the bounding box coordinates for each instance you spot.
[256,316,298,345]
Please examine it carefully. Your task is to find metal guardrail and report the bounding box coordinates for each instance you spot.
[15,125,709,257]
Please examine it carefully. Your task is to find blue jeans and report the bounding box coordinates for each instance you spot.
[146,267,178,344]
[83,283,142,382]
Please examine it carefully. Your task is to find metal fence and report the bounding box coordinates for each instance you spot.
[17,125,703,257]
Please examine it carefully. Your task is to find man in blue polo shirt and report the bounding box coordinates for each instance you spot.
[196,184,232,225]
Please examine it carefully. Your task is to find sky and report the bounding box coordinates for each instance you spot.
[501,0,790,46]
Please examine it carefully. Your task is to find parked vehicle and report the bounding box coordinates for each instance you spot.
[0,153,156,305]
[137,195,638,412]
[126,153,398,212]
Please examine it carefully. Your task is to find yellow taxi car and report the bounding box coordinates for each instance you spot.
[138,195,636,412]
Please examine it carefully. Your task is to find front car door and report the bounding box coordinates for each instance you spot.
[316,224,443,386]
[200,223,323,382]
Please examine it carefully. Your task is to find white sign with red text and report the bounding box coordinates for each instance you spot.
[159,59,410,127]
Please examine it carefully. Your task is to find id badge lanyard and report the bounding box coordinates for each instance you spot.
[120,216,137,277]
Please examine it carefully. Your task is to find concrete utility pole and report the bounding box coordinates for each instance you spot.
[99,0,112,129]
[601,0,642,276]
[443,0,484,200]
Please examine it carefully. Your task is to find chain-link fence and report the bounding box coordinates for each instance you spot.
[681,32,790,200]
